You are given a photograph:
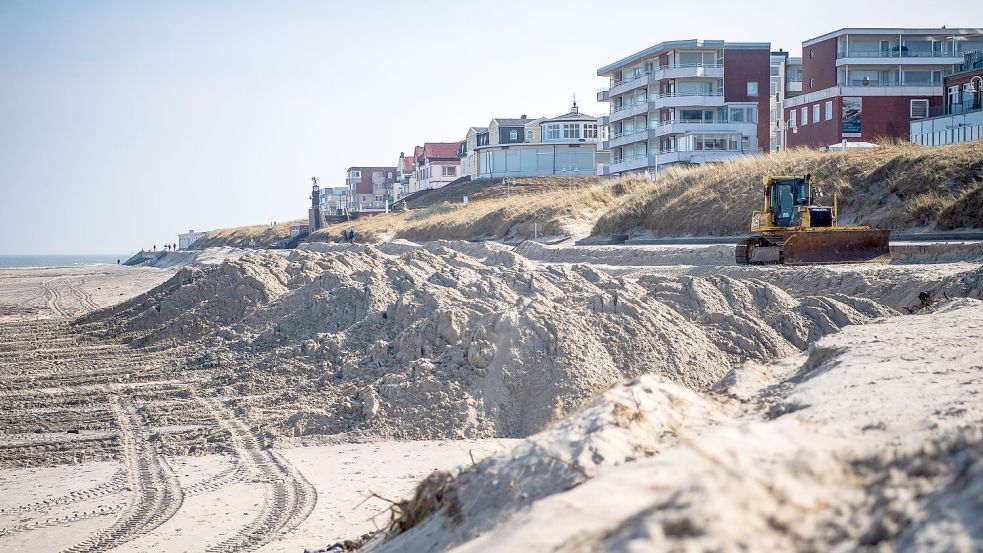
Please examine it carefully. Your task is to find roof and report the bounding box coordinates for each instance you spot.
[492,117,537,127]
[542,110,596,123]
[803,28,983,47]
[401,156,413,172]
[423,142,460,160]
[597,39,770,76]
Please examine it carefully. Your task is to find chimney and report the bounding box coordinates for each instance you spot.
[520,114,527,119]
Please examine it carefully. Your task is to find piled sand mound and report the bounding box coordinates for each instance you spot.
[86,245,895,441]
[366,299,983,552]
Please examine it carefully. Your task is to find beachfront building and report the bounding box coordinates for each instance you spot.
[178,230,207,250]
[347,166,397,213]
[595,39,771,177]
[910,50,983,146]
[319,186,351,216]
[472,103,608,178]
[783,27,983,148]
[415,142,461,190]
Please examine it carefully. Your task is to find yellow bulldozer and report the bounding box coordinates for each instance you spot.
[735,175,891,265]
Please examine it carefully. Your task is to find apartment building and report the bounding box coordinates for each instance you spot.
[415,142,461,190]
[471,102,608,178]
[783,28,983,147]
[770,52,803,150]
[595,39,771,177]
[319,186,350,216]
[346,166,397,213]
[911,50,983,146]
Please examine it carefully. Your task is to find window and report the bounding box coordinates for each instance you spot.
[442,166,457,177]
[770,109,777,123]
[770,66,780,77]
[910,99,929,119]
[349,170,361,178]
[562,123,581,139]
[809,78,815,89]
[526,130,533,141]
[584,124,598,139]
[747,81,759,97]
[770,81,779,95]
[812,104,820,124]
[387,172,393,178]
[509,130,518,141]
[544,124,560,140]
[825,100,833,121]
[800,106,808,125]
[789,109,796,127]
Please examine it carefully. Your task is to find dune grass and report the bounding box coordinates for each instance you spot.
[593,140,983,237]
[191,220,306,249]
[308,175,650,243]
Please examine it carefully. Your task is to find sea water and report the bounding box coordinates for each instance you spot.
[0,255,128,269]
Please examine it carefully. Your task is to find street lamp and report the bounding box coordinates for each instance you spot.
[561,164,578,192]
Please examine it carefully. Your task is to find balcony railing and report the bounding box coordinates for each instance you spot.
[838,80,943,87]
[928,103,983,118]
[601,62,725,92]
[836,49,958,59]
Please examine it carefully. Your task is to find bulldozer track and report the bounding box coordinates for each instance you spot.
[69,280,100,312]
[0,502,126,538]
[60,395,184,553]
[199,398,317,553]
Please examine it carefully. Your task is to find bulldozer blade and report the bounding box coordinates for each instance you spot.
[783,229,891,265]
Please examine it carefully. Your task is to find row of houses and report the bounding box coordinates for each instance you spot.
[596,28,983,177]
[310,26,982,228]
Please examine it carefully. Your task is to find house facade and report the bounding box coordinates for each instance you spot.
[596,39,771,177]
[910,50,983,146]
[474,103,607,178]
[460,126,489,178]
[346,166,397,213]
[396,152,416,197]
[415,142,461,190]
[783,28,983,148]
[178,230,207,250]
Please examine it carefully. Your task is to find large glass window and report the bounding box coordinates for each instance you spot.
[544,124,560,140]
[562,123,581,139]
[584,124,598,139]
[747,81,759,96]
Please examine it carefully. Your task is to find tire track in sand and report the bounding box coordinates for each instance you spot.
[199,398,317,553]
[61,394,183,553]
[39,280,69,318]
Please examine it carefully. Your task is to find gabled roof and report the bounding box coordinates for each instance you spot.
[401,156,414,172]
[423,142,460,160]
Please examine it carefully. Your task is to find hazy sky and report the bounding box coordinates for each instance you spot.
[1,0,979,254]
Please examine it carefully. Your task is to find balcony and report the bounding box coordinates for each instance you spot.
[608,101,650,123]
[651,63,724,82]
[608,128,654,148]
[835,49,963,66]
[652,119,758,137]
[649,91,725,110]
[607,153,656,174]
[599,63,725,97]
[597,89,610,102]
[654,148,763,166]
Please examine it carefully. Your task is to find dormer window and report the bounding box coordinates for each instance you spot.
[509,130,518,141]
[526,130,533,141]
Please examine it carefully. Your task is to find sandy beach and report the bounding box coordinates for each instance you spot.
[1,244,981,552]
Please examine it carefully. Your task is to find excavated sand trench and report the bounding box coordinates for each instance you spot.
[1,243,981,552]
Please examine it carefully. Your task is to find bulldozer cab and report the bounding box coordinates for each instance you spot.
[766,176,812,227]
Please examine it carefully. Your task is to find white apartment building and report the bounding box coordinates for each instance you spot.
[596,39,771,177]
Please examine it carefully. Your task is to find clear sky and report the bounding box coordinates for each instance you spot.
[1,0,979,254]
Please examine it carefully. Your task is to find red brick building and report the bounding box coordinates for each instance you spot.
[346,166,397,213]
[783,28,983,148]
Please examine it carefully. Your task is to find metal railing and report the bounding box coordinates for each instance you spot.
[928,102,983,118]
[601,62,725,91]
[836,49,958,59]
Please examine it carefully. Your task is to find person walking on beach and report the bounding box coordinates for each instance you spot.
[116,259,120,265]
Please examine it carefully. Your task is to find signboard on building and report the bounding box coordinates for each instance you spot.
[842,97,862,137]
